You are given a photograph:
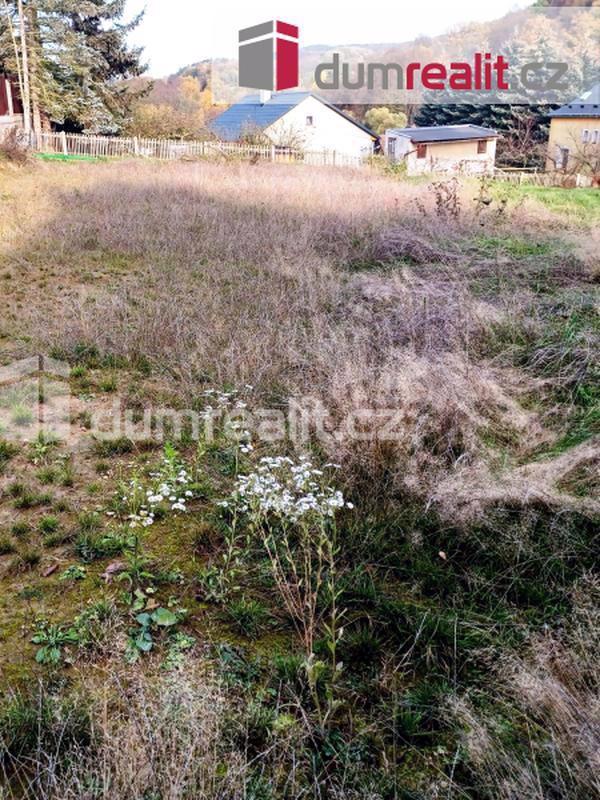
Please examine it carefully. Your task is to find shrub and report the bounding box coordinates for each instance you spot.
[0,128,29,165]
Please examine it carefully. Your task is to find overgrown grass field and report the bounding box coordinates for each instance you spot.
[0,159,598,799]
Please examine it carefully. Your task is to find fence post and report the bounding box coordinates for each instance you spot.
[133,136,140,156]
[60,131,68,156]
[270,144,275,163]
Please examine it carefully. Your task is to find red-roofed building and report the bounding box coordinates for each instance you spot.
[0,73,24,136]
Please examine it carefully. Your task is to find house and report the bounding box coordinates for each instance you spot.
[547,83,600,174]
[209,91,378,159]
[384,125,498,176]
[0,73,23,137]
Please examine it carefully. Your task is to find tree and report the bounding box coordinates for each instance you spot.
[67,0,147,130]
[415,103,553,168]
[534,1,599,6]
[0,0,146,132]
[125,76,213,140]
[364,106,407,135]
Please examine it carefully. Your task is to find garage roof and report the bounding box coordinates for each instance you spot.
[387,124,498,143]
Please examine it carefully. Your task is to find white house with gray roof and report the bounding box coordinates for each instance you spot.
[384,125,498,176]
[210,91,378,159]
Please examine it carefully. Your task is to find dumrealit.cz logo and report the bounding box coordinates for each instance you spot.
[238,20,299,92]
[232,12,584,105]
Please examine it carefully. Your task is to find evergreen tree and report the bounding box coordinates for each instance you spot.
[67,0,147,130]
[0,0,145,132]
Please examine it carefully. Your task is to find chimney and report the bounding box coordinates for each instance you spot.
[259,90,272,104]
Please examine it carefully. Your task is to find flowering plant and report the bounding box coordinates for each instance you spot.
[219,455,353,523]
[219,454,354,725]
[118,444,195,529]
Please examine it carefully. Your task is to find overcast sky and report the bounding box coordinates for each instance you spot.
[125,0,531,78]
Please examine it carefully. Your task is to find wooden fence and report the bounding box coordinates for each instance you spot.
[493,167,593,188]
[24,132,596,185]
[27,131,369,168]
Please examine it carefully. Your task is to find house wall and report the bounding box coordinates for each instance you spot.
[547,117,600,172]
[0,75,24,139]
[0,116,24,137]
[406,139,496,176]
[265,96,375,157]
[384,132,412,162]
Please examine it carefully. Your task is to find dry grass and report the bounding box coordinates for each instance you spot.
[1,664,333,800]
[453,575,600,800]
[1,159,597,520]
[2,668,245,800]
[0,158,598,799]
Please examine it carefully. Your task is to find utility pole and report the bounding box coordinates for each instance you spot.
[16,0,32,136]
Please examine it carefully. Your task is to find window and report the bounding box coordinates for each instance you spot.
[305,115,314,126]
[387,137,396,158]
[416,143,427,159]
[556,146,569,170]
[477,139,487,154]
[582,129,590,143]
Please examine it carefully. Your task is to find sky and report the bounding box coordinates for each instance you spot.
[125,0,531,78]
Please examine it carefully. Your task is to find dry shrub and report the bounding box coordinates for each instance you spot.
[4,666,277,800]
[452,574,600,800]
[0,128,29,165]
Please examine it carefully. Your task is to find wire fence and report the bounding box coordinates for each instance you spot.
[27,131,370,168]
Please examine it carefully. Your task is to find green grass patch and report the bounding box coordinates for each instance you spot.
[505,185,600,222]
[472,234,553,259]
[34,153,103,163]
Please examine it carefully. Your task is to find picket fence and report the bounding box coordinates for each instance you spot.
[27,131,369,168]
[24,131,596,185]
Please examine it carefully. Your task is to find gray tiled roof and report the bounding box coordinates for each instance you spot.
[549,83,600,118]
[386,124,498,143]
[209,91,376,142]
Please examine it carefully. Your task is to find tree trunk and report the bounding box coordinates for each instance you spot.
[16,0,31,134]
[26,0,43,137]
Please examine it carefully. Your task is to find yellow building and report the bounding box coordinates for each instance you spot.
[547,83,600,174]
[383,125,498,176]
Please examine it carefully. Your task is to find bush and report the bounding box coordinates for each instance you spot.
[0,128,29,165]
